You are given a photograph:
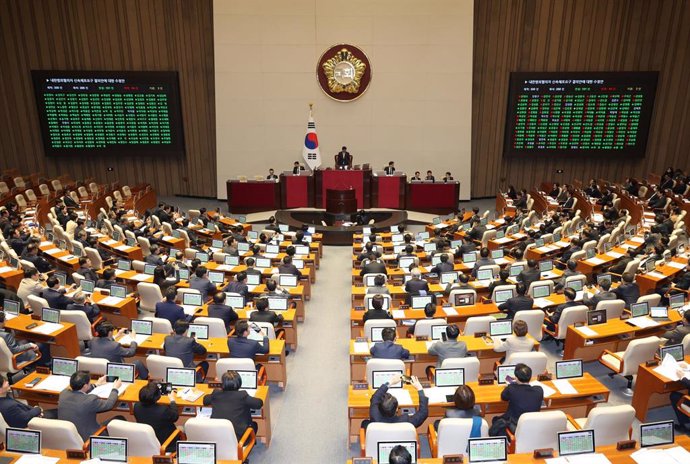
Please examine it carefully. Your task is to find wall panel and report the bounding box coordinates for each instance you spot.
[0,0,216,197]
[472,0,690,197]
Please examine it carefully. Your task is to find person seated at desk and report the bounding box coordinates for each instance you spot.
[243,258,263,277]
[404,268,429,295]
[366,275,390,295]
[493,320,534,362]
[228,320,269,359]
[424,170,435,182]
[58,371,123,441]
[249,298,284,325]
[560,191,576,210]
[516,259,540,290]
[410,171,422,181]
[489,363,543,436]
[406,303,442,336]
[335,146,352,170]
[363,294,392,323]
[223,236,239,256]
[0,374,50,427]
[133,382,179,452]
[360,253,387,277]
[145,244,166,266]
[260,278,289,298]
[445,273,473,295]
[471,247,496,278]
[91,321,149,379]
[153,264,179,293]
[389,446,412,464]
[612,272,640,306]
[662,311,690,345]
[278,255,302,278]
[370,327,410,360]
[428,324,467,367]
[396,244,415,262]
[362,374,428,430]
[156,287,191,326]
[207,292,239,332]
[430,253,454,275]
[164,320,208,381]
[95,269,118,291]
[66,291,101,323]
[43,275,75,310]
[467,218,486,242]
[203,370,264,439]
[76,257,99,283]
[454,236,477,257]
[442,172,454,182]
[189,266,217,301]
[224,271,249,299]
[266,168,278,180]
[488,269,511,295]
[17,268,44,305]
[583,279,616,308]
[498,283,533,320]
[545,287,579,333]
[430,384,483,438]
[555,260,582,291]
[384,161,396,175]
[292,161,305,175]
[561,238,583,263]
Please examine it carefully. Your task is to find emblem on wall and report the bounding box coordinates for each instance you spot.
[317,44,372,102]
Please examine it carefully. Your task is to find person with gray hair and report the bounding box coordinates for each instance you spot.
[404,268,430,303]
[66,291,101,323]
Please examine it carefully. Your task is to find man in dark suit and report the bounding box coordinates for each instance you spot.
[0,374,44,427]
[43,276,74,310]
[203,371,264,439]
[249,298,284,325]
[363,295,392,322]
[583,279,617,309]
[164,321,208,380]
[517,260,540,290]
[468,219,486,242]
[90,321,149,379]
[498,283,534,319]
[490,363,543,436]
[292,161,305,175]
[155,287,190,326]
[95,269,118,291]
[189,266,217,301]
[145,245,166,266]
[243,258,263,277]
[365,375,428,429]
[224,271,249,299]
[561,238,583,262]
[383,161,396,175]
[472,247,496,277]
[207,292,238,331]
[612,272,640,306]
[430,253,454,275]
[555,260,584,291]
[335,146,352,169]
[266,168,278,180]
[76,257,99,283]
[455,236,477,257]
[227,320,269,359]
[425,170,435,182]
[66,292,101,323]
[404,269,429,295]
[278,256,302,278]
[370,327,410,360]
[545,288,579,332]
[662,311,690,346]
[670,374,690,432]
[488,269,511,295]
[133,382,179,451]
[360,254,388,277]
[58,371,121,440]
[608,249,637,275]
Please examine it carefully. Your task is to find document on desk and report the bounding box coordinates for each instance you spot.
[566,454,612,464]
[31,322,64,335]
[131,273,151,281]
[606,251,624,259]
[98,296,125,306]
[387,388,413,405]
[353,342,371,353]
[43,248,61,255]
[14,455,59,464]
[552,379,578,395]
[0,266,15,273]
[392,310,406,319]
[530,380,556,398]
[162,235,175,241]
[40,241,53,247]
[630,236,645,244]
[103,239,118,246]
[533,298,554,309]
[631,446,690,464]
[443,307,458,316]
[89,382,130,399]
[575,326,598,337]
[493,237,513,244]
[196,407,213,418]
[423,386,456,404]
[666,261,686,269]
[647,271,667,280]
[626,316,659,328]
[34,375,71,392]
[585,257,606,265]
[653,353,686,381]
[114,245,131,251]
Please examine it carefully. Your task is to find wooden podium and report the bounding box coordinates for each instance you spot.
[326,189,357,214]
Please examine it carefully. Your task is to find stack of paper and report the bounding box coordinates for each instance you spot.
[530,380,556,398]
[576,326,598,337]
[392,310,406,319]
[131,273,150,281]
[32,322,64,334]
[114,245,130,251]
[353,342,371,353]
[14,456,59,464]
[533,298,554,309]
[653,353,689,381]
[631,446,690,464]
[387,388,413,405]
[89,382,130,399]
[99,296,125,306]
[423,386,456,404]
[626,316,659,328]
[0,266,15,273]
[43,248,61,255]
[647,271,667,280]
[546,454,612,464]
[552,379,578,395]
[34,375,71,392]
[606,251,624,258]
[443,307,458,316]
[103,239,118,246]
[586,257,605,265]
[666,261,686,269]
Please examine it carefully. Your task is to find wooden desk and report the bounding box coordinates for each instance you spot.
[90,291,138,327]
[38,241,80,271]
[631,355,690,421]
[249,284,306,321]
[97,237,144,261]
[0,449,237,463]
[636,257,689,296]
[563,311,681,361]
[0,261,23,291]
[5,314,79,357]
[137,334,288,388]
[347,374,608,442]
[351,284,446,303]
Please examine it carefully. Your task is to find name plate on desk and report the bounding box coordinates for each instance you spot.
[152,456,173,464]
[353,382,369,390]
[443,456,463,463]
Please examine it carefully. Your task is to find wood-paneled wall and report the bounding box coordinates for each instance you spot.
[0,0,216,197]
[472,0,690,198]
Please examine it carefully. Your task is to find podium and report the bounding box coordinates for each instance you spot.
[326,189,357,214]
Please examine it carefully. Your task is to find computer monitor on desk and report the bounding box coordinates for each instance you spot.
[177,442,216,464]
[587,309,607,325]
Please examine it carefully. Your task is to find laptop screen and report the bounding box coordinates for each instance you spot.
[292,259,305,269]
[630,302,649,317]
[246,274,261,286]
[650,307,668,318]
[117,259,131,271]
[208,271,224,284]
[566,279,584,292]
[539,260,553,272]
[268,297,288,311]
[454,293,475,306]
[398,257,415,269]
[587,309,607,325]
[431,324,449,341]
[247,231,259,240]
[3,299,19,315]
[431,255,442,266]
[555,359,583,379]
[463,253,477,264]
[224,255,240,266]
[364,275,379,287]
[73,246,83,256]
[440,272,458,285]
[177,269,190,280]
[535,238,545,247]
[596,274,612,287]
[370,327,387,342]
[195,252,209,263]
[586,248,596,259]
[476,269,493,281]
[42,307,60,324]
[424,242,436,252]
[55,273,67,287]
[417,232,430,240]
[640,421,674,447]
[532,284,550,298]
[167,367,196,387]
[468,437,508,463]
[52,357,78,377]
[645,259,655,272]
[107,363,135,383]
[131,319,153,336]
[558,430,595,456]
[411,295,433,309]
[378,441,417,464]
[509,265,524,277]
[494,289,514,304]
[497,365,516,384]
[6,428,41,454]
[237,242,250,253]
[669,292,685,309]
[177,442,216,464]
[90,436,128,462]
[188,324,209,340]
[391,233,404,243]
[490,320,513,337]
[236,370,258,390]
[279,275,298,287]
[212,239,224,249]
[255,258,271,269]
[80,279,95,293]
[491,249,504,260]
[183,293,203,306]
[435,368,464,387]
[372,370,404,389]
[110,285,127,299]
[660,344,684,362]
[294,245,310,255]
[225,294,245,308]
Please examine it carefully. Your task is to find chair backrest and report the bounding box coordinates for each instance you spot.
[185,418,239,460]
[0,338,20,376]
[216,358,257,380]
[570,250,586,261]
[137,236,152,257]
[448,289,478,306]
[59,310,93,342]
[440,357,480,383]
[112,190,123,202]
[0,411,9,439]
[0,182,8,194]
[107,420,161,456]
[27,294,49,316]
[366,359,405,385]
[555,305,588,339]
[178,229,191,249]
[194,317,229,338]
[621,336,660,376]
[143,316,173,334]
[71,240,85,257]
[122,185,132,198]
[251,321,277,340]
[25,189,37,202]
[75,356,108,376]
[13,177,25,189]
[19,259,36,272]
[636,294,661,307]
[413,319,448,338]
[364,273,387,286]
[364,422,417,460]
[14,194,27,208]
[504,352,548,377]
[28,418,83,450]
[146,354,183,380]
[89,182,99,195]
[481,230,497,247]
[622,259,640,275]
[463,316,495,336]
[595,299,626,320]
[582,405,635,446]
[582,240,597,252]
[85,247,103,270]
[183,247,197,260]
[77,186,89,198]
[363,319,397,341]
[132,260,146,272]
[527,280,554,298]
[514,310,545,341]
[683,333,690,354]
[138,283,163,312]
[437,418,489,457]
[563,275,587,289]
[514,411,568,453]
[596,234,611,253]
[162,222,174,237]
[51,179,63,192]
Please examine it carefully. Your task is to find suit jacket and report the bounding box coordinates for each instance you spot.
[384,166,395,175]
[65,302,100,322]
[277,264,301,278]
[17,278,43,304]
[0,330,33,354]
[370,340,410,360]
[155,300,189,326]
[203,389,263,438]
[370,384,428,427]
[249,310,283,325]
[550,300,579,324]
[77,267,99,283]
[499,295,534,319]
[366,285,390,295]
[133,401,179,446]
[472,257,496,277]
[362,309,392,323]
[430,262,455,275]
[189,276,216,301]
[58,388,119,440]
[145,254,165,266]
[25,254,52,273]
[493,335,535,361]
[207,303,238,331]
[227,336,269,359]
[561,246,582,262]
[89,337,137,363]
[404,278,429,295]
[223,281,249,298]
[44,287,73,310]
[662,324,690,345]
[562,197,575,209]
[468,226,486,242]
[95,279,118,291]
[360,261,388,276]
[164,334,207,367]
[428,340,468,367]
[613,283,640,307]
[583,290,617,308]
[517,268,541,290]
[0,396,41,428]
[501,383,544,423]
